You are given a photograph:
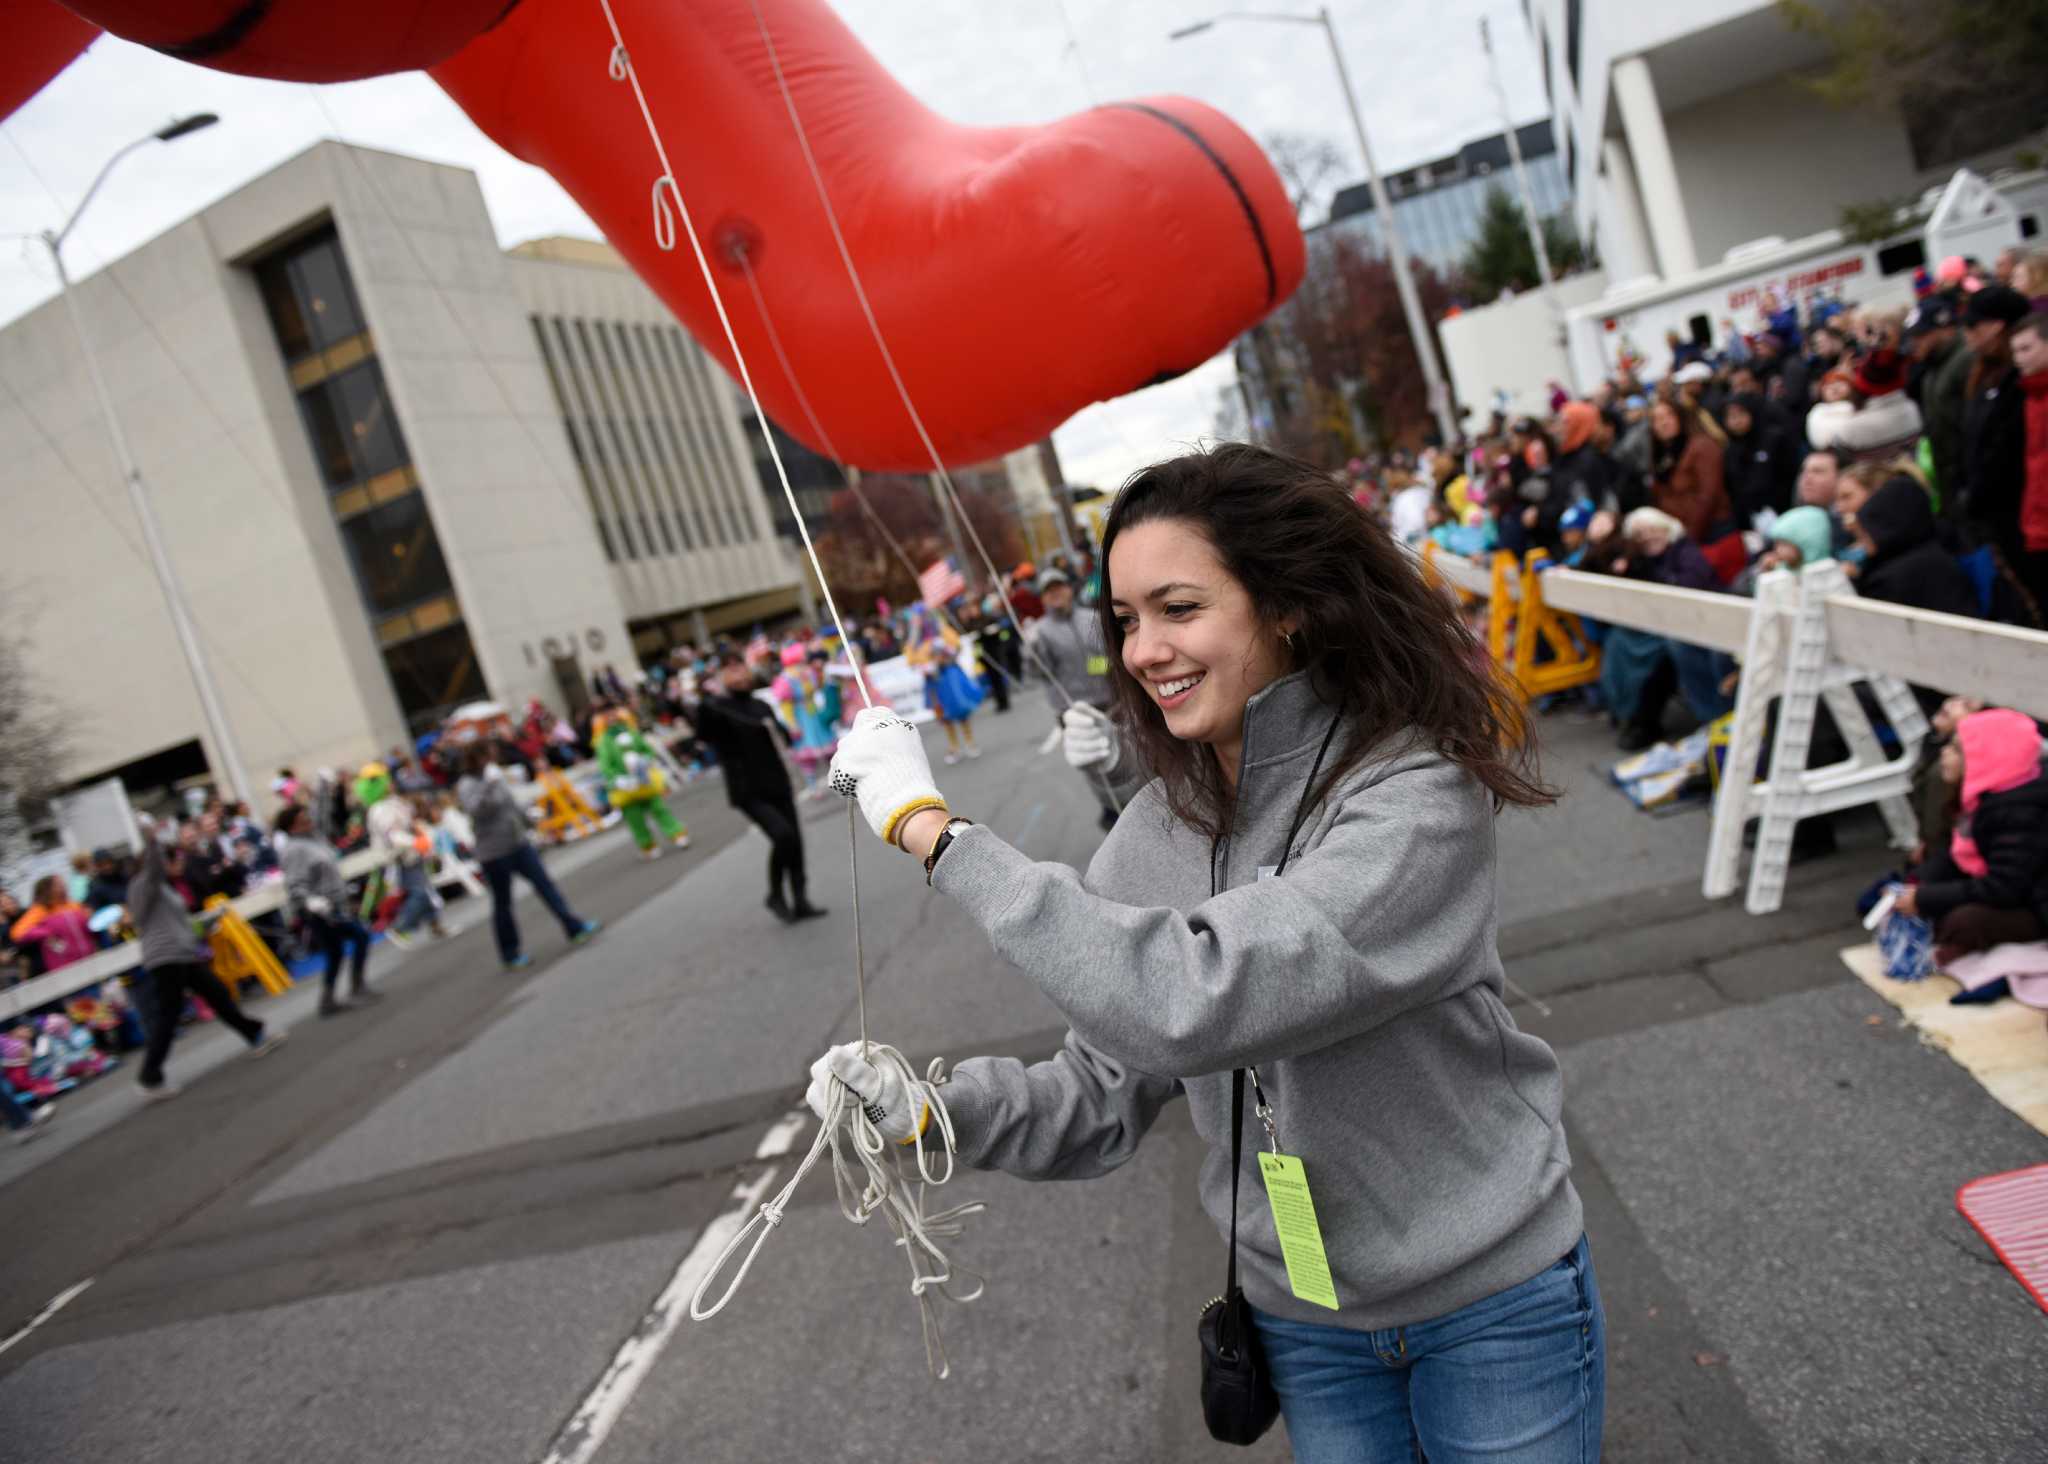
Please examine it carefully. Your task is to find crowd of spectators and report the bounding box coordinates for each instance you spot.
[1366,247,2048,757]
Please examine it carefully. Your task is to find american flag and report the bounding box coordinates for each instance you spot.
[917,555,967,608]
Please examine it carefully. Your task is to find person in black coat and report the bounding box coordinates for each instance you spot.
[681,652,825,924]
[1851,476,1981,620]
[1720,392,1799,527]
[1958,284,2031,570]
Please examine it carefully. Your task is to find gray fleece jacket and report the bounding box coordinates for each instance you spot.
[1032,606,1111,715]
[280,834,347,919]
[129,838,205,970]
[934,671,1581,1330]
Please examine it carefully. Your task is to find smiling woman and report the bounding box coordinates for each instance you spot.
[822,443,1606,1462]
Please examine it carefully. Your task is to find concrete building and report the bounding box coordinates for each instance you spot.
[1529,0,2040,285]
[0,141,797,802]
[1323,121,1573,278]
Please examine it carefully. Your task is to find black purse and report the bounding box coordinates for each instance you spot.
[1197,1069,1281,1445]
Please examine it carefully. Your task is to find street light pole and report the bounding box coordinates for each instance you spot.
[1170,10,1460,447]
[38,113,255,808]
[1479,16,1577,393]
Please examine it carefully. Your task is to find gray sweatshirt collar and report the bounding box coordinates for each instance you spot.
[1237,670,1344,774]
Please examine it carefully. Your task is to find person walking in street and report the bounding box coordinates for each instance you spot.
[822,443,1602,1463]
[130,815,285,1098]
[276,803,379,1016]
[1031,567,1120,829]
[456,743,601,970]
[0,1080,54,1143]
[680,653,826,924]
[922,640,984,765]
[358,763,446,950]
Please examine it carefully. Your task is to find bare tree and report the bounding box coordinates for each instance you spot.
[1264,132,1352,226]
[0,581,72,893]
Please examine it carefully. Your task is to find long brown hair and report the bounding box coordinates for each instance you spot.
[1097,443,1554,838]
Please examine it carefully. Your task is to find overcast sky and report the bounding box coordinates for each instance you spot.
[0,0,1546,489]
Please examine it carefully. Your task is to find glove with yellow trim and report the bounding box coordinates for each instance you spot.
[805,1042,929,1144]
[828,706,947,847]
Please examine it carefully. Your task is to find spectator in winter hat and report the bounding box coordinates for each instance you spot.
[1720,392,1800,526]
[1851,476,1981,622]
[1761,505,1835,572]
[1903,292,1963,411]
[1824,350,1925,462]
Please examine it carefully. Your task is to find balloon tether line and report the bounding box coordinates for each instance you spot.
[739,0,1122,813]
[598,1,978,1378]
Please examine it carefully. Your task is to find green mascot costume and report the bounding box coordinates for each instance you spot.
[596,715,690,857]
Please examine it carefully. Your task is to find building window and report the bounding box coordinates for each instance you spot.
[252,226,483,729]
[297,359,409,489]
[255,231,367,364]
[381,622,484,729]
[1565,0,1582,89]
[337,492,455,615]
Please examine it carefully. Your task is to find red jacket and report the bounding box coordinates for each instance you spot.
[2023,372,2048,553]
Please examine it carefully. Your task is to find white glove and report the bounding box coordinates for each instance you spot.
[828,706,946,846]
[305,895,332,916]
[613,777,634,792]
[805,1043,926,1144]
[1061,704,1119,773]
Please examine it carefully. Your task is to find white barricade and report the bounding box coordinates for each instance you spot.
[0,845,395,1022]
[1419,547,2048,912]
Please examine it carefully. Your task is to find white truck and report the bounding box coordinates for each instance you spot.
[1562,168,2047,389]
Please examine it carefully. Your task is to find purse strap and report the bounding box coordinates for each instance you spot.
[1227,1067,1245,1299]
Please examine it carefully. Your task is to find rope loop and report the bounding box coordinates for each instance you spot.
[651,176,678,252]
[687,1044,983,1377]
[607,43,629,81]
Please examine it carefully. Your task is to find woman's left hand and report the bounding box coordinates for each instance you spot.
[829,707,948,847]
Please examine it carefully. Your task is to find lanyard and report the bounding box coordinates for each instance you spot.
[1210,696,1346,1154]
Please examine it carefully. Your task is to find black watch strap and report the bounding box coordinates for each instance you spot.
[924,818,972,886]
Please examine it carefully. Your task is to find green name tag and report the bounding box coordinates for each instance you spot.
[1258,1152,1339,1311]
[1085,655,1109,676]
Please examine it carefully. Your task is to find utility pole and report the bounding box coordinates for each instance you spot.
[1480,15,1577,392]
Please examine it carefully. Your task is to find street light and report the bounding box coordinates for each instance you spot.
[39,113,256,808]
[1171,9,1459,447]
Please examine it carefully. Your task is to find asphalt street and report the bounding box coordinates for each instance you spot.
[1,704,2043,1463]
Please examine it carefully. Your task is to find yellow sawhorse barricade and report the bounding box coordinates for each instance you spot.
[1422,544,1600,701]
[535,768,604,843]
[204,897,294,997]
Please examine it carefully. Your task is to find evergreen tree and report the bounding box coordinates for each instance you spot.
[1458,186,1589,304]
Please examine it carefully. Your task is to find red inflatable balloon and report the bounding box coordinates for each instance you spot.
[2,0,1304,471]
[55,0,516,82]
[433,0,1304,469]
[2,0,96,121]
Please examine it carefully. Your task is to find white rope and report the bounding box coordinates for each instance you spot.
[598,2,870,713]
[688,1047,985,1378]
[737,0,1124,816]
[737,0,1093,717]
[598,3,982,1378]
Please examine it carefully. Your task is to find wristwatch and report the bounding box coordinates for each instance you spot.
[924,818,974,886]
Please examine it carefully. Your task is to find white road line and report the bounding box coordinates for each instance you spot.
[0,1278,93,1358]
[537,1110,810,1464]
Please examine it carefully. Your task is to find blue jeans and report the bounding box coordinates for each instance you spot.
[393,862,435,933]
[1252,1235,1604,1464]
[481,843,585,963]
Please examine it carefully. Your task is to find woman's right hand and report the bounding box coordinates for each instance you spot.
[1061,705,1118,773]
